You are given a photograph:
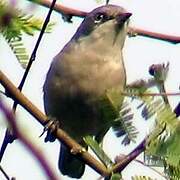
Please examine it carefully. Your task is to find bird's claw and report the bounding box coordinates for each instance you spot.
[39,119,54,137]
[39,117,60,142]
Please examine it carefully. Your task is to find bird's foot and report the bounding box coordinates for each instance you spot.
[39,117,60,142]
[70,146,86,155]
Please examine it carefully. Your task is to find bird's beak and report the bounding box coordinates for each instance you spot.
[116,12,132,24]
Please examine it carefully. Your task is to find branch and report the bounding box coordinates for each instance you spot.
[28,0,180,44]
[27,0,87,18]
[122,92,180,97]
[134,159,168,179]
[111,138,146,173]
[128,27,180,44]
[174,102,180,117]
[0,70,109,177]
[14,0,57,110]
[0,164,12,180]
[0,99,58,180]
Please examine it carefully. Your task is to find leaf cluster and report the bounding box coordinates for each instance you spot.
[0,1,54,68]
[131,175,155,180]
[137,91,180,180]
[112,101,138,145]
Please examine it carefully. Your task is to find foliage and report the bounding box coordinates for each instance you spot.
[131,175,155,180]
[84,136,113,167]
[95,0,110,4]
[142,96,180,180]
[110,173,122,180]
[164,163,180,180]
[125,85,180,180]
[112,101,138,145]
[97,88,138,145]
[0,1,54,68]
[124,61,179,180]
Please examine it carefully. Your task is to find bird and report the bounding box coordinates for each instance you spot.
[43,4,131,179]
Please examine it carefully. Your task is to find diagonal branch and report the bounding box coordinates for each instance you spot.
[14,0,57,110]
[111,138,146,173]
[0,70,109,177]
[27,0,87,18]
[0,164,11,180]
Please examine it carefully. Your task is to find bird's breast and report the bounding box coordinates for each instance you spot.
[44,44,126,141]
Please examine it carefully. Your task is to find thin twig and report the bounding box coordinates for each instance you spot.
[0,129,15,162]
[122,92,180,97]
[0,164,11,180]
[129,27,180,44]
[111,138,146,173]
[13,0,57,110]
[0,100,59,180]
[157,83,169,105]
[134,159,168,179]
[27,0,87,18]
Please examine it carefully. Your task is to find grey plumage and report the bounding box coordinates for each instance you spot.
[43,4,131,178]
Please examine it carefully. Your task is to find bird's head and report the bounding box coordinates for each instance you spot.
[73,4,132,49]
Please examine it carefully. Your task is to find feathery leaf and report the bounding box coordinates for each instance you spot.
[0,1,54,68]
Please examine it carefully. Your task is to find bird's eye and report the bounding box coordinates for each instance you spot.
[94,13,108,23]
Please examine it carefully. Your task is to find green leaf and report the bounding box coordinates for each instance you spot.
[2,35,29,68]
[131,175,155,180]
[165,163,180,180]
[141,97,180,179]
[83,136,113,168]
[112,101,138,145]
[110,173,122,180]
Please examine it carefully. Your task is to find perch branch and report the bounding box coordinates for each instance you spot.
[111,138,146,173]
[0,70,109,177]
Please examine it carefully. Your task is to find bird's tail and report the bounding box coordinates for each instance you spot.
[58,144,85,178]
